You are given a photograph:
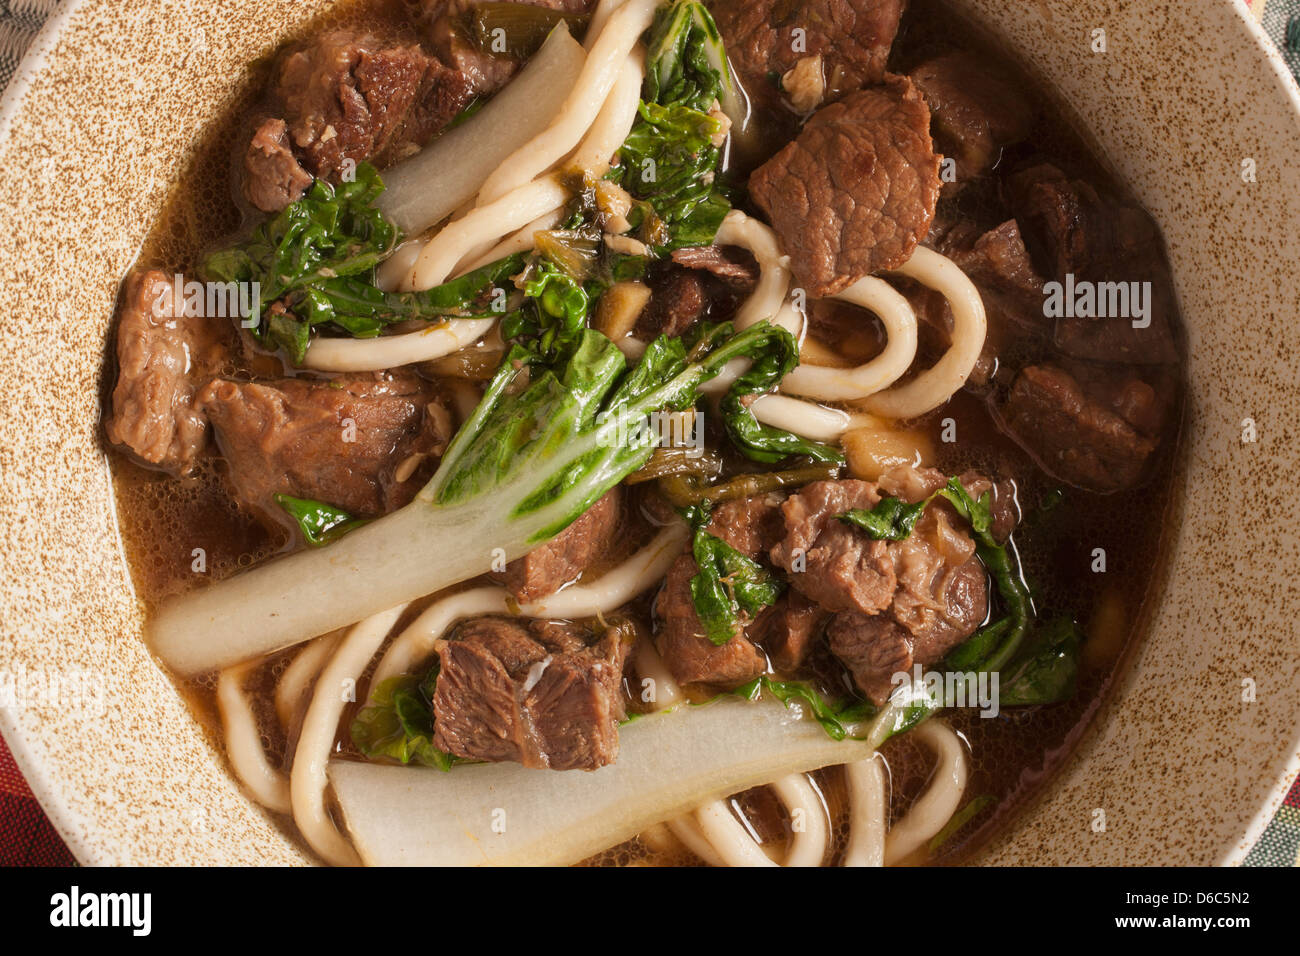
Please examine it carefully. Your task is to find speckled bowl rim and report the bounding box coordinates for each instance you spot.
[1193,9,1300,862]
[1,0,1297,866]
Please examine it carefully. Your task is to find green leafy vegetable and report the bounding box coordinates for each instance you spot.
[734,676,875,742]
[838,495,929,541]
[721,336,846,465]
[429,319,809,542]
[686,506,784,645]
[937,478,1032,675]
[202,163,522,363]
[655,461,841,509]
[609,1,733,251]
[997,617,1082,706]
[351,665,456,771]
[274,494,368,547]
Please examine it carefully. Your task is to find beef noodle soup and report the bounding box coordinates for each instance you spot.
[103,0,1184,866]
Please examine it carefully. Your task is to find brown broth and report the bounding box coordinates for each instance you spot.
[104,0,1186,867]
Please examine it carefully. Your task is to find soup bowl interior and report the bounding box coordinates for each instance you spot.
[0,0,1297,865]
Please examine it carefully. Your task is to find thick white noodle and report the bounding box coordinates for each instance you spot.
[567,47,645,176]
[883,720,968,864]
[476,0,658,205]
[452,207,565,280]
[291,605,408,866]
[666,815,727,866]
[635,639,683,710]
[375,238,422,292]
[408,176,570,292]
[748,394,852,442]
[863,247,988,419]
[369,521,688,688]
[715,211,793,332]
[274,633,340,733]
[842,755,888,867]
[771,773,829,867]
[695,799,779,867]
[217,661,291,814]
[450,49,644,278]
[781,276,920,401]
[301,316,498,372]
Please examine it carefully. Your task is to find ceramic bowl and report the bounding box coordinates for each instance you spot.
[0,0,1296,865]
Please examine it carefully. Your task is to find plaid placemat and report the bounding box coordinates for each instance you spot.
[0,0,1298,868]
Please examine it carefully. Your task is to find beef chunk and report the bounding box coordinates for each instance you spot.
[243,118,314,213]
[826,496,988,704]
[416,1,517,97]
[244,31,476,211]
[713,0,904,112]
[197,375,450,516]
[498,487,623,602]
[634,269,709,339]
[750,77,941,298]
[769,479,898,614]
[653,496,786,687]
[104,270,232,477]
[415,1,596,98]
[432,616,628,770]
[670,245,761,290]
[1008,163,1179,364]
[1000,363,1168,492]
[935,219,1050,385]
[750,590,828,672]
[909,52,1034,184]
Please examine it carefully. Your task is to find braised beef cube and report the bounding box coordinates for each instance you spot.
[940,219,1050,385]
[655,552,769,687]
[670,245,761,290]
[198,375,450,517]
[105,270,232,477]
[1000,363,1165,493]
[243,118,313,214]
[652,496,786,687]
[751,590,828,673]
[243,30,477,211]
[497,487,622,602]
[910,51,1034,184]
[713,0,904,112]
[826,505,987,705]
[634,269,709,340]
[1008,164,1179,365]
[750,77,942,298]
[769,480,899,615]
[432,616,628,770]
[414,1,596,99]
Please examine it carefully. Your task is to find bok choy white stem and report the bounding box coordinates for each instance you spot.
[329,697,873,866]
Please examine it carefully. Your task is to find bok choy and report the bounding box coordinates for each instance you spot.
[609,1,734,251]
[150,320,811,675]
[203,162,522,364]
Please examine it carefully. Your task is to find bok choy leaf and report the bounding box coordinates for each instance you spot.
[609,1,733,251]
[202,162,522,363]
